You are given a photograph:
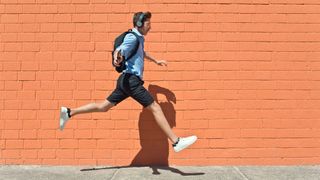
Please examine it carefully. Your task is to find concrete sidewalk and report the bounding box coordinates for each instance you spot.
[0,165,320,180]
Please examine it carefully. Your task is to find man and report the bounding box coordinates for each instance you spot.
[59,12,197,152]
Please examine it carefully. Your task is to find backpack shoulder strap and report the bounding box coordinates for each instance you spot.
[125,30,140,61]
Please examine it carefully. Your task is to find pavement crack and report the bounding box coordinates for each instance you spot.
[110,168,120,180]
[233,166,250,180]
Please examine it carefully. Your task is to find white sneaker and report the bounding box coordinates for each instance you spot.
[59,107,70,131]
[173,135,197,152]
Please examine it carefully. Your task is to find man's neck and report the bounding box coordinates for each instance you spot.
[134,27,144,36]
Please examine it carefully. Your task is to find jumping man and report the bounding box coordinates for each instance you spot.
[59,12,197,152]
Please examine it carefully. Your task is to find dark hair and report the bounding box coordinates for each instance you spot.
[133,11,152,27]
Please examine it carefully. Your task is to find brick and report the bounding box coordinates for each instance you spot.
[17,91,36,100]
[40,23,58,32]
[2,150,21,159]
[114,140,134,149]
[41,159,59,165]
[36,72,54,81]
[74,129,92,139]
[18,72,35,81]
[39,100,58,110]
[56,149,74,159]
[73,71,91,80]
[60,139,78,149]
[41,140,59,149]
[57,42,76,51]
[6,140,24,149]
[2,91,17,100]
[58,4,75,13]
[3,130,20,139]
[97,139,115,149]
[18,110,36,120]
[54,33,72,42]
[92,129,112,139]
[21,62,39,71]
[1,72,17,80]
[95,42,112,51]
[79,140,96,149]
[75,23,92,33]
[5,119,23,129]
[19,130,37,139]
[19,33,36,41]
[54,14,72,23]
[22,4,39,13]
[21,149,38,159]
[72,52,90,62]
[2,33,18,42]
[77,120,96,129]
[5,81,22,90]
[38,149,56,159]
[39,62,56,70]
[160,23,185,32]
[18,52,36,61]
[5,43,22,52]
[75,149,93,159]
[57,23,75,32]
[76,42,94,51]
[36,91,54,100]
[21,100,39,110]
[90,14,108,23]
[37,129,56,139]
[54,71,73,80]
[35,33,53,42]
[91,33,108,43]
[37,110,55,120]
[23,81,41,90]
[112,150,130,159]
[76,81,94,90]
[1,14,19,23]
[23,140,41,149]
[0,52,17,61]
[93,149,112,159]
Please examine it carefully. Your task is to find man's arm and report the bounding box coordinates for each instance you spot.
[144,52,167,66]
[113,34,137,67]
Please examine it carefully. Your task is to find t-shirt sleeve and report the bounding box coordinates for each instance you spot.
[116,33,138,59]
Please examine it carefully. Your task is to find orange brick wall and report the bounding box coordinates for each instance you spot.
[1,0,320,166]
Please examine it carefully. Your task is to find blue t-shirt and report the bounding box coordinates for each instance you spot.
[116,28,145,79]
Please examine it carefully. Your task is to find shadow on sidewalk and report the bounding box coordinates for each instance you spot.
[80,165,205,176]
[80,85,204,176]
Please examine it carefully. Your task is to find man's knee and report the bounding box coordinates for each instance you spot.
[98,100,114,112]
[147,101,161,112]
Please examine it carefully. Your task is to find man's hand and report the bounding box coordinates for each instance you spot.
[113,50,124,67]
[156,60,167,66]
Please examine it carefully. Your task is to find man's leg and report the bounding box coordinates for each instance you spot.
[60,74,127,130]
[59,100,115,130]
[127,75,197,152]
[146,101,179,144]
[145,101,197,153]
[70,100,114,117]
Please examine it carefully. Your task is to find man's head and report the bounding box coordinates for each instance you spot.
[133,11,152,36]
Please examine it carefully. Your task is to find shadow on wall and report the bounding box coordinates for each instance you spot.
[130,84,176,166]
[80,84,205,175]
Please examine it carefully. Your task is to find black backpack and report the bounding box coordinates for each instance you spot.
[112,30,140,73]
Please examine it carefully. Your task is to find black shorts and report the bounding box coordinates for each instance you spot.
[107,73,154,108]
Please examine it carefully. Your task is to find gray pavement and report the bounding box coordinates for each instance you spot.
[0,165,320,180]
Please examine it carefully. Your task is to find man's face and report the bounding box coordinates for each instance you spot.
[139,18,151,35]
